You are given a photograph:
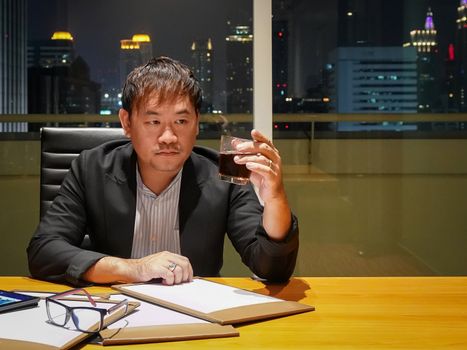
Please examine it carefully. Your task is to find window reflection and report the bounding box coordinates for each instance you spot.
[272,0,467,135]
[0,0,253,133]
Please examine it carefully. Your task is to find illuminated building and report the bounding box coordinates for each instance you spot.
[225,24,253,114]
[0,0,27,132]
[28,32,100,115]
[456,0,467,111]
[328,47,418,113]
[28,31,75,68]
[119,33,153,88]
[410,8,438,54]
[408,7,441,112]
[191,39,213,113]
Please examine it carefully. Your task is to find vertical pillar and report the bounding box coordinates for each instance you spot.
[253,0,273,139]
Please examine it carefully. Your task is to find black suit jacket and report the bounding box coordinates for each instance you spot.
[27,140,299,285]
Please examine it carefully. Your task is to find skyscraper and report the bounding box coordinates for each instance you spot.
[225,24,253,114]
[191,39,213,113]
[28,31,75,68]
[456,0,467,111]
[409,7,441,112]
[28,31,100,115]
[328,47,418,113]
[0,0,27,132]
[410,7,438,54]
[119,34,153,88]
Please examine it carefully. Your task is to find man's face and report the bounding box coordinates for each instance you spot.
[119,94,199,176]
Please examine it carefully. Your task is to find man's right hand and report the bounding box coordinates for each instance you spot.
[82,251,193,285]
[134,251,193,285]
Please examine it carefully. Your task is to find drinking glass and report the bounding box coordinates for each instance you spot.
[218,135,253,185]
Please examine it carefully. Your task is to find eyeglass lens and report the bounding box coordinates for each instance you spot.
[71,308,102,332]
[47,301,102,332]
[46,300,69,326]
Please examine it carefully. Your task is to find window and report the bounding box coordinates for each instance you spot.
[1,0,466,277]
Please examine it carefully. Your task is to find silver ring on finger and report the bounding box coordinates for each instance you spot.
[168,262,177,272]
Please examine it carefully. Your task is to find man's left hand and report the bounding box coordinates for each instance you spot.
[234,129,285,203]
[233,129,291,240]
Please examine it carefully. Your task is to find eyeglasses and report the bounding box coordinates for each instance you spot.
[45,288,128,333]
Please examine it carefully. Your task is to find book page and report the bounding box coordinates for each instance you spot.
[122,279,280,314]
[107,294,208,329]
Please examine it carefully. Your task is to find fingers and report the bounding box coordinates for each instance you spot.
[162,254,193,285]
[137,251,193,285]
[233,129,280,176]
[236,139,277,158]
[234,129,278,158]
[234,153,276,175]
[251,129,278,152]
[165,255,193,285]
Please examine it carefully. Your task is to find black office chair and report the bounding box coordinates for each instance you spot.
[40,127,127,218]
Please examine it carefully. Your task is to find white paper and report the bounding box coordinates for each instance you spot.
[107,294,207,329]
[122,279,280,314]
[13,292,208,332]
[0,299,117,348]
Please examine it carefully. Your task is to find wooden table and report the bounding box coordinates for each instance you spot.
[1,276,466,349]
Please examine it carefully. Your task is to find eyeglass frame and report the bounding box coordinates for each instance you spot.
[45,288,128,333]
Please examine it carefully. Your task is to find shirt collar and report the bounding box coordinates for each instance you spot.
[136,164,182,198]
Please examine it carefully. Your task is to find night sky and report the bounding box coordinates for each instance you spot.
[28,0,252,91]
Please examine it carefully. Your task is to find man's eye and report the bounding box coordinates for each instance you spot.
[148,120,160,125]
[175,119,187,125]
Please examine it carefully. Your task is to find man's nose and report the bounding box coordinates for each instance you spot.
[158,127,178,144]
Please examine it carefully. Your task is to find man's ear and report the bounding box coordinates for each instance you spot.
[196,112,200,136]
[118,108,131,138]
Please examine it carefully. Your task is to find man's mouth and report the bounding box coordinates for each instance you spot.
[155,150,180,155]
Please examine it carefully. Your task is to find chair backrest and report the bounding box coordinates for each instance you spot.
[40,127,127,218]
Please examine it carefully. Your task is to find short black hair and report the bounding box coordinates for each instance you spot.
[121,56,202,115]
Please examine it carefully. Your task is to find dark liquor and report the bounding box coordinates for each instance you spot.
[219,152,251,184]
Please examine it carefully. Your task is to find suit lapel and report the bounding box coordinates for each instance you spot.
[103,144,137,258]
[179,154,202,242]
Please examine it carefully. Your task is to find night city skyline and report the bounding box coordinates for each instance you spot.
[27,1,460,83]
[8,0,465,115]
[28,0,251,96]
